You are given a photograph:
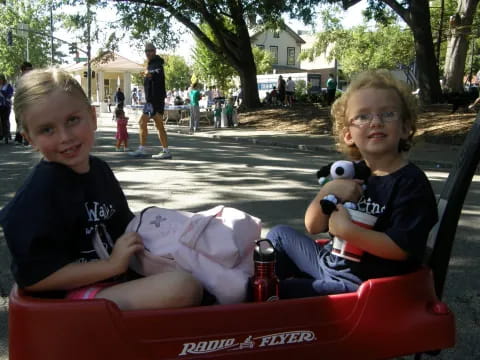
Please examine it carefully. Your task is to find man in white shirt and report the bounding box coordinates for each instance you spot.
[285,77,295,107]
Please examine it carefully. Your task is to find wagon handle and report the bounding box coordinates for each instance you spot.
[426,112,480,299]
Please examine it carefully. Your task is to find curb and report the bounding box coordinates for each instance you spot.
[178,130,457,171]
[208,134,337,154]
[104,118,459,173]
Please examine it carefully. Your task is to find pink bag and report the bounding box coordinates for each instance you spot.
[125,205,261,304]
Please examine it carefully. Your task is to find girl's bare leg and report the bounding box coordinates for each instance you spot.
[95,271,203,310]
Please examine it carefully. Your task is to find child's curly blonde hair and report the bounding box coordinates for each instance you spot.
[331,69,418,160]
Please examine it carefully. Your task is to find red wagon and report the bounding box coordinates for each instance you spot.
[9,115,480,360]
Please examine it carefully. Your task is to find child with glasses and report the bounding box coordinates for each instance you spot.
[266,69,438,298]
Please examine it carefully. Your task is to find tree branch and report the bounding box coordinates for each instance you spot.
[114,0,222,54]
[381,0,411,26]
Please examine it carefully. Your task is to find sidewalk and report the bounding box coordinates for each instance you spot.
[98,113,462,171]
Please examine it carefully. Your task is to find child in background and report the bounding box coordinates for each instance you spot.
[214,101,222,128]
[0,68,203,310]
[225,98,234,128]
[114,107,129,151]
[266,69,438,298]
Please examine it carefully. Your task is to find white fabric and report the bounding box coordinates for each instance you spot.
[286,79,295,92]
[125,205,261,304]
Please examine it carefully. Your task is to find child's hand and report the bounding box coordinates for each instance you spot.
[108,232,144,274]
[321,179,363,203]
[328,204,354,237]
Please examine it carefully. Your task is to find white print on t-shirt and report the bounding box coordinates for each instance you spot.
[85,201,116,222]
[76,201,117,263]
[83,201,116,236]
[357,196,385,216]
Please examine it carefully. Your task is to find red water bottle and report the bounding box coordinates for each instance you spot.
[250,239,279,302]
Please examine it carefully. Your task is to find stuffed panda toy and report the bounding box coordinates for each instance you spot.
[316,160,371,215]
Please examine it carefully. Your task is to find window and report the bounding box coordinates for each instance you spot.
[269,46,278,64]
[287,47,295,66]
[273,30,280,38]
[104,79,110,99]
[257,44,265,50]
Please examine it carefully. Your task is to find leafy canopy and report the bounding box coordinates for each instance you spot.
[0,0,54,78]
[302,4,414,77]
[164,55,192,91]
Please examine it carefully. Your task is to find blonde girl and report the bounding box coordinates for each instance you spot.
[0,68,202,310]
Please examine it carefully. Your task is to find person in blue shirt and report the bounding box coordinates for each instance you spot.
[0,74,14,144]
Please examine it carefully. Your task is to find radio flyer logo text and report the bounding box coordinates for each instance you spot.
[178,330,316,356]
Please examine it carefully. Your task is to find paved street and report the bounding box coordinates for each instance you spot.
[0,114,478,359]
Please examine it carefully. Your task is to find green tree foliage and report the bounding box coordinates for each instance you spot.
[163,54,192,92]
[191,23,237,94]
[57,0,126,62]
[305,22,414,77]
[110,0,329,108]
[305,4,415,74]
[192,23,274,94]
[253,46,274,74]
[338,0,443,103]
[0,0,53,79]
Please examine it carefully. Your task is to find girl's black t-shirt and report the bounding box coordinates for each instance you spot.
[0,156,134,288]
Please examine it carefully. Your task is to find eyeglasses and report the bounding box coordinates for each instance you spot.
[349,111,400,127]
[144,49,155,53]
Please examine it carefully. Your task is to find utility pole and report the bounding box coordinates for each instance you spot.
[86,1,92,100]
[50,3,54,65]
[437,0,445,67]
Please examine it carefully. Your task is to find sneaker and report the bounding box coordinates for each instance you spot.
[152,151,172,159]
[115,148,122,152]
[123,147,131,152]
[128,148,148,157]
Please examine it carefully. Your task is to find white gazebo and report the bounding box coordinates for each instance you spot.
[62,52,144,113]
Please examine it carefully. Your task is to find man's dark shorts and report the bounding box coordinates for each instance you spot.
[143,101,165,116]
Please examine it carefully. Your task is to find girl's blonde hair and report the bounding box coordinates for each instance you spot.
[14,67,90,133]
[331,69,418,160]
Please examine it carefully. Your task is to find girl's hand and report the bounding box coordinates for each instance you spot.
[108,232,144,274]
[328,204,354,238]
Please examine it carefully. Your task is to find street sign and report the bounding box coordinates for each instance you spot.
[74,57,88,62]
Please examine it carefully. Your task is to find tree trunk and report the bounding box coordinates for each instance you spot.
[380,0,442,103]
[409,1,443,104]
[171,3,261,109]
[444,0,480,92]
[219,7,261,109]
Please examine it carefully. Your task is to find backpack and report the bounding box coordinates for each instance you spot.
[94,205,261,304]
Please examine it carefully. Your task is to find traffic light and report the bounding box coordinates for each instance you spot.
[69,42,77,54]
[7,30,12,46]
